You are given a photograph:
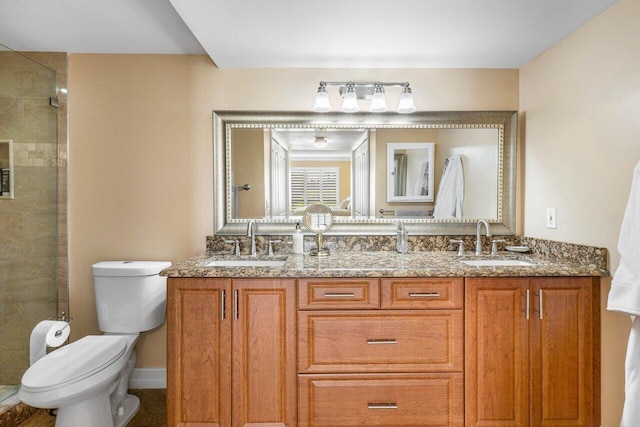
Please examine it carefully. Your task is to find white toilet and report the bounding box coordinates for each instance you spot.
[19,260,171,427]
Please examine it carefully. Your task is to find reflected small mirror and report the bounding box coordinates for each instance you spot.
[387,142,435,202]
[303,204,334,256]
[0,139,14,199]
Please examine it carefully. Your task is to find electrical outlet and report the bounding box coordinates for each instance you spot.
[546,208,557,229]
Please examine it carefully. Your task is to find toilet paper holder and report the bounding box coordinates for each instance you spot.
[48,311,74,338]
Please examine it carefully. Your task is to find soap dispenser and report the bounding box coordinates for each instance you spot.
[292,222,304,254]
[396,221,408,254]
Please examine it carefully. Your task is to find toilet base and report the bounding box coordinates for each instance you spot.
[55,389,113,427]
[113,394,140,427]
[53,392,140,427]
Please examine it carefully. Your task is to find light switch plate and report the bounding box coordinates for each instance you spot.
[546,208,557,229]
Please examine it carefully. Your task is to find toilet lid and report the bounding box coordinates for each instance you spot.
[21,335,127,392]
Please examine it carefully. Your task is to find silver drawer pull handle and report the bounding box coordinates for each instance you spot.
[368,403,398,409]
[367,339,397,344]
[324,293,356,298]
[409,292,440,298]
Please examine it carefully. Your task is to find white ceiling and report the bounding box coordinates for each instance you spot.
[0,0,618,68]
[277,129,367,161]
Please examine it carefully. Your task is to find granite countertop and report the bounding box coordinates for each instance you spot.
[161,250,609,279]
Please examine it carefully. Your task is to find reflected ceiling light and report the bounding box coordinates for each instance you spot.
[313,136,328,148]
[312,81,416,114]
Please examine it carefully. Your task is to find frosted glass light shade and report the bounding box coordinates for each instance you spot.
[313,91,332,113]
[341,92,360,113]
[369,92,388,113]
[397,91,416,114]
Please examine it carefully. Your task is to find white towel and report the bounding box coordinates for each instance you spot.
[433,156,464,219]
[621,316,640,427]
[609,161,640,315]
[413,161,430,196]
[608,160,640,426]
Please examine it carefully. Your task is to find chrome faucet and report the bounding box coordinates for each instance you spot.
[475,220,492,256]
[247,220,257,256]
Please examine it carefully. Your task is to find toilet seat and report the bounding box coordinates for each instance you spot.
[21,335,127,392]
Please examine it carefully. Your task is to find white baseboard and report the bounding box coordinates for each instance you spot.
[129,368,166,389]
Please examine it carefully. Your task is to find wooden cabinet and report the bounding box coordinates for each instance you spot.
[167,278,296,427]
[167,274,600,427]
[167,278,231,427]
[465,277,600,427]
[298,277,464,427]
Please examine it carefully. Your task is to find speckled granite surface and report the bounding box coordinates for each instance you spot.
[206,234,521,254]
[162,244,609,279]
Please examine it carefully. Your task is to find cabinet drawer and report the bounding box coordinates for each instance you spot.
[298,278,380,309]
[381,277,463,309]
[298,373,463,427]
[298,310,463,373]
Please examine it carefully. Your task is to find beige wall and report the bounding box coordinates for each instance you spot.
[231,128,265,218]
[437,129,498,219]
[520,0,640,423]
[375,129,440,214]
[68,56,518,368]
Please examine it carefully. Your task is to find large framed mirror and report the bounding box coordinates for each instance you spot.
[213,110,517,236]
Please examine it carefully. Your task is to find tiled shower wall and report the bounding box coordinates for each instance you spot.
[0,50,66,384]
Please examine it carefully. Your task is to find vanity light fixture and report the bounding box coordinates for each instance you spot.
[312,81,416,114]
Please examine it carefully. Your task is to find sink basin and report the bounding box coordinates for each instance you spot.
[204,259,286,268]
[461,259,537,267]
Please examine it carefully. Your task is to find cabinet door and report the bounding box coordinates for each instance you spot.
[530,277,599,427]
[232,279,297,427]
[167,278,231,427]
[465,277,530,427]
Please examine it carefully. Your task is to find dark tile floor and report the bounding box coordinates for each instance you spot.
[16,389,166,427]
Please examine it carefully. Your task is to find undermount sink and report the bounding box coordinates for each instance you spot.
[461,259,537,267]
[204,259,286,268]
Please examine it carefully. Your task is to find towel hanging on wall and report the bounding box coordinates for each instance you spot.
[413,161,430,196]
[608,160,640,426]
[433,156,464,219]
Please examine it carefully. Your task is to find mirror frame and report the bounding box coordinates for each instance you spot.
[213,110,517,236]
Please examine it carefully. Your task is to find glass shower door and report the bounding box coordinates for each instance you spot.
[0,43,58,401]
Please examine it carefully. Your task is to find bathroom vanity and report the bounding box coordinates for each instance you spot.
[163,249,605,427]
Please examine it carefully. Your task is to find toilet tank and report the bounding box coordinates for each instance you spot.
[92,261,172,333]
